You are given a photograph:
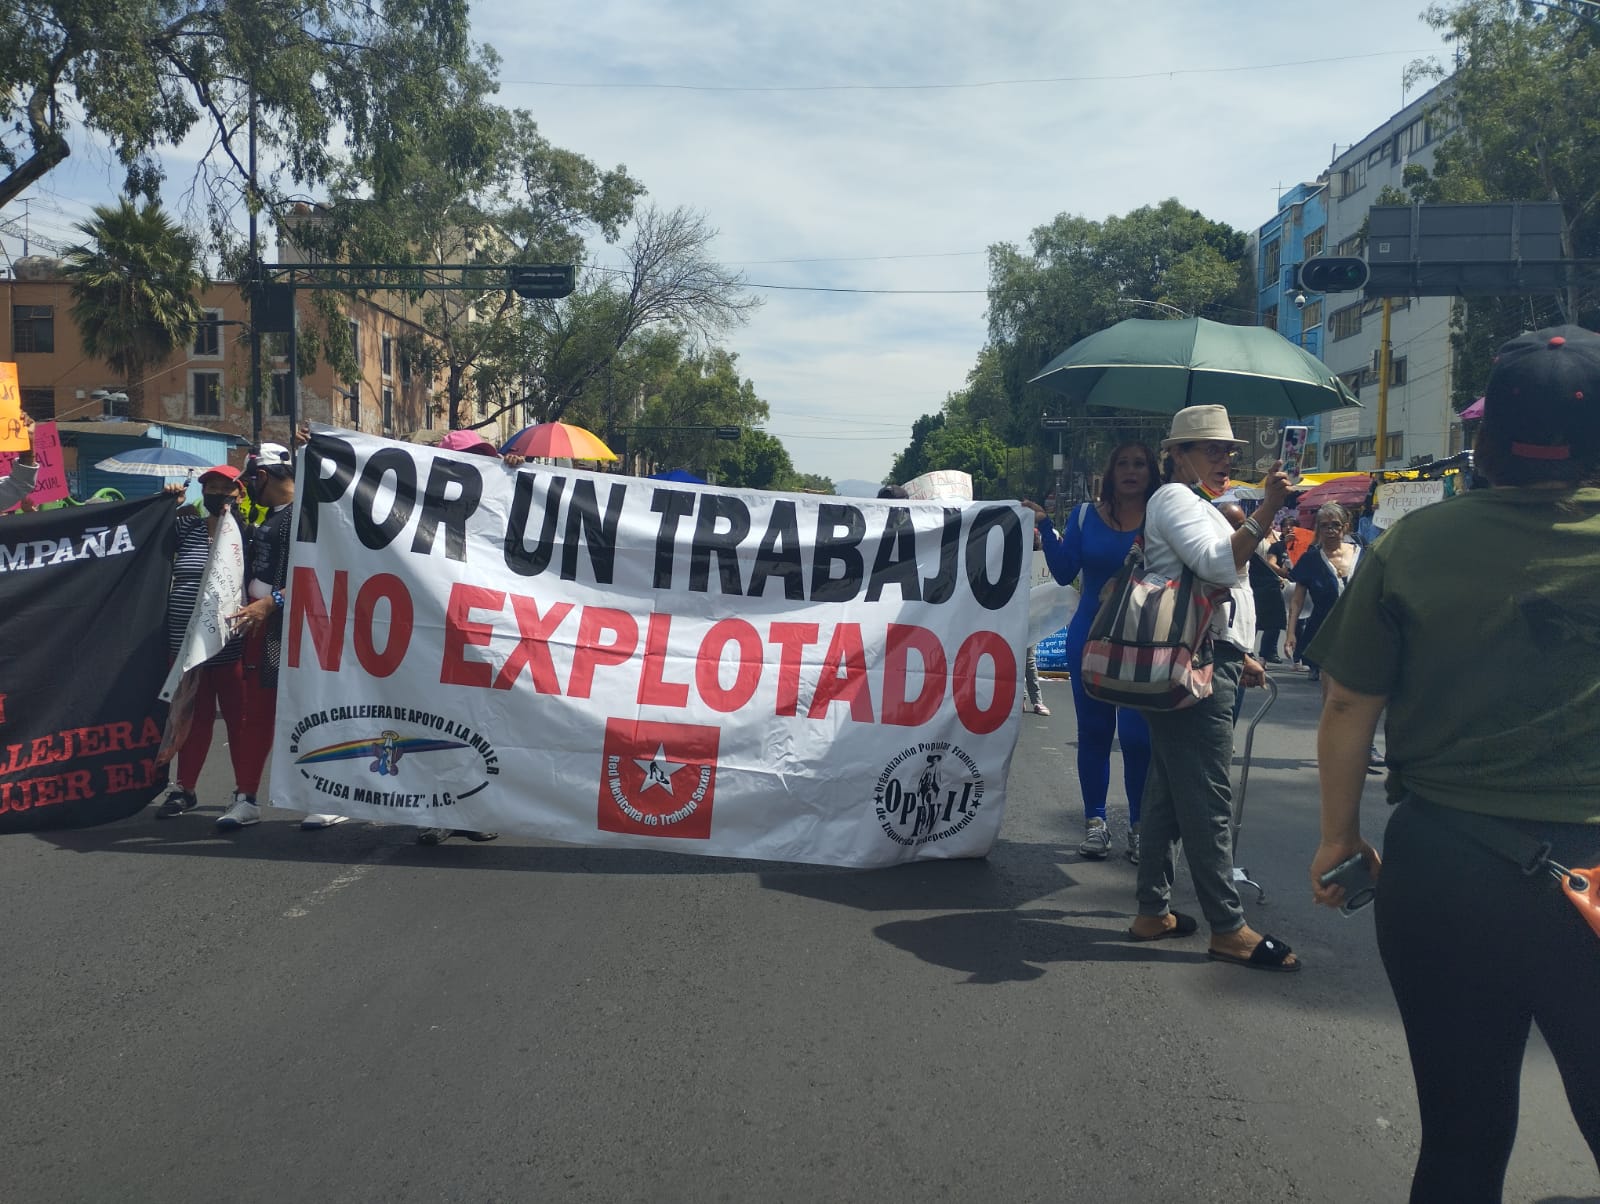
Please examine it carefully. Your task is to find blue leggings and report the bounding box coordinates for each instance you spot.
[1068,669,1151,824]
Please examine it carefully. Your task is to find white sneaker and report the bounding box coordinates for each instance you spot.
[216,794,260,830]
[1033,701,1051,717]
[300,814,350,830]
[1126,825,1141,865]
[1078,817,1112,859]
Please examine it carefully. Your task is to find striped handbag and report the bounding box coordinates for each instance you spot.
[1080,537,1220,711]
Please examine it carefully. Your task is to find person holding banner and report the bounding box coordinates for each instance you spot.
[1024,442,1158,863]
[155,467,253,818]
[220,439,349,832]
[404,428,527,845]
[0,411,38,512]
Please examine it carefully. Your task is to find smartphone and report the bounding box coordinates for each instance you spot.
[1279,425,1309,485]
[1318,851,1377,914]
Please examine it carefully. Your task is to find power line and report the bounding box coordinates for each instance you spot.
[505,49,1441,94]
[729,250,986,266]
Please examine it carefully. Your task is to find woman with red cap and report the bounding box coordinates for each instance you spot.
[155,465,256,818]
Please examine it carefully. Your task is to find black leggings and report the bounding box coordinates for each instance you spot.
[1376,799,1600,1203]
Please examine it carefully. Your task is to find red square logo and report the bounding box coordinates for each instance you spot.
[598,719,720,840]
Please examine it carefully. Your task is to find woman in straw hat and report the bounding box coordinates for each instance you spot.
[1125,404,1299,972]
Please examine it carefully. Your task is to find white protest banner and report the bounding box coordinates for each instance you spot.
[272,430,1030,867]
[1373,479,1446,530]
[159,513,247,701]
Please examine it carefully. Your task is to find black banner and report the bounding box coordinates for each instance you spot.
[0,495,174,832]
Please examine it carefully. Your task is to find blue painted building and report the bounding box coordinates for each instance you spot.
[1253,181,1330,458]
[58,419,242,500]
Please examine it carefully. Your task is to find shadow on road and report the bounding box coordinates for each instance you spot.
[872,907,1209,983]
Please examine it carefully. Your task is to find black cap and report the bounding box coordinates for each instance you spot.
[1483,325,1600,463]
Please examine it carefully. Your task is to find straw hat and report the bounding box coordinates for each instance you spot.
[1158,404,1248,451]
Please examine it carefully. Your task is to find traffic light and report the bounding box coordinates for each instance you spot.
[507,264,576,299]
[714,426,742,440]
[1296,257,1370,294]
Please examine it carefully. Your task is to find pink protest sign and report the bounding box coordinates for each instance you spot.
[0,421,70,510]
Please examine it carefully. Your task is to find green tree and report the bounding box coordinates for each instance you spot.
[305,66,648,427]
[63,198,204,417]
[2,0,473,220]
[714,429,794,489]
[887,412,947,484]
[784,471,835,494]
[1400,1,1600,404]
[632,346,769,478]
[528,207,758,429]
[891,198,1249,488]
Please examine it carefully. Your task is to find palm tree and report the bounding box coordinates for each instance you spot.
[63,199,205,418]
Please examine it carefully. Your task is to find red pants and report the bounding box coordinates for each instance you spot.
[175,659,257,793]
[230,631,278,796]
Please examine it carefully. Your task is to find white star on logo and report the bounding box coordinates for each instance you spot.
[634,744,688,795]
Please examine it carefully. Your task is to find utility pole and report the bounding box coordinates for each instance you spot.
[1376,297,1393,470]
[247,83,262,447]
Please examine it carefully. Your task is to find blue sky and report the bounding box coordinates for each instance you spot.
[3,1,1454,485]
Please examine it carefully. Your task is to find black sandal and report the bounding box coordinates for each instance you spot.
[1126,911,1199,942]
[1207,934,1301,973]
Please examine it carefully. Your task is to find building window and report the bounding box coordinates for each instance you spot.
[477,378,493,417]
[1336,234,1365,257]
[191,370,223,418]
[1262,240,1281,288]
[1303,442,1318,469]
[21,387,54,420]
[1338,369,1363,399]
[1339,159,1366,197]
[381,333,393,378]
[348,320,361,367]
[1302,227,1325,259]
[11,304,54,353]
[1262,305,1278,332]
[193,308,224,358]
[1330,441,1359,471]
[382,386,394,433]
[1386,432,1404,461]
[400,346,413,386]
[1329,303,1363,342]
[1300,299,1324,330]
[1390,356,1407,387]
[347,383,360,427]
[270,370,293,417]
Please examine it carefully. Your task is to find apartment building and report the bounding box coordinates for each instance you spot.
[1,258,437,449]
[1254,81,1465,471]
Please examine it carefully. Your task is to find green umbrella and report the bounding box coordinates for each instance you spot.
[1028,316,1361,418]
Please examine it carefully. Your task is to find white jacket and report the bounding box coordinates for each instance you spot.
[1142,483,1256,653]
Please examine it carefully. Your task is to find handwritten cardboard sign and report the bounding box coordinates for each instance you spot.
[0,363,24,452]
[0,420,70,510]
[1373,479,1446,530]
[903,469,974,502]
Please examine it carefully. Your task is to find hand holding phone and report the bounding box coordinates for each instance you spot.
[1317,850,1378,915]
[1279,425,1309,485]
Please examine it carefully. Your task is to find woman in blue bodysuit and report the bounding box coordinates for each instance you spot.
[1025,442,1158,863]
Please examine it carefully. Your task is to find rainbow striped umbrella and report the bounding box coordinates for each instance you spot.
[501,421,618,462]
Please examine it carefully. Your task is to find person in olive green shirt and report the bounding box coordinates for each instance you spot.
[1307,326,1600,1203]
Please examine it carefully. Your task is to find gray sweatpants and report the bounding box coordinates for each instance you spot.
[1134,645,1247,935]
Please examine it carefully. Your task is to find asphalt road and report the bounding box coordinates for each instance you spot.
[3,671,1596,1204]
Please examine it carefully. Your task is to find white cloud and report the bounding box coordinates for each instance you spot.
[6,0,1454,484]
